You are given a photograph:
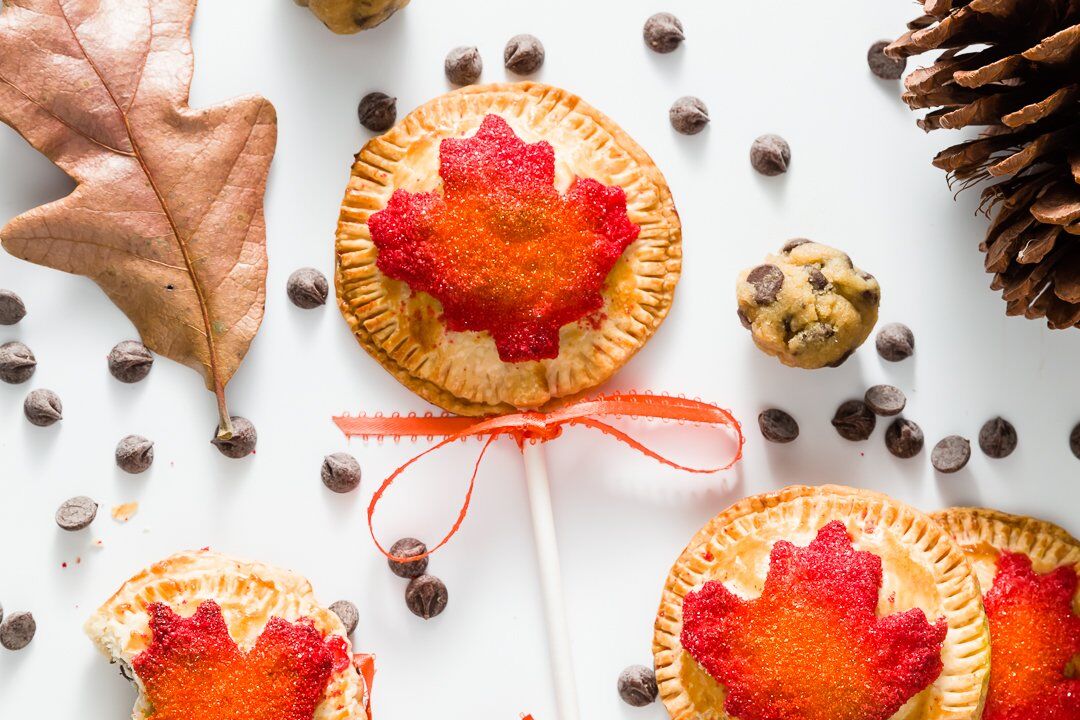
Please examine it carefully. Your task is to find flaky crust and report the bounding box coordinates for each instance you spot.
[334,82,682,416]
[85,550,367,720]
[653,485,990,720]
[933,507,1080,612]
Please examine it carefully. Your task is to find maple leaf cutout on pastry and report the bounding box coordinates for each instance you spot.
[0,0,276,435]
[369,114,640,363]
[133,601,347,720]
[982,551,1080,720]
[680,521,948,720]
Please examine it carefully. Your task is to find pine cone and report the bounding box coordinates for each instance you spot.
[888,1,1080,328]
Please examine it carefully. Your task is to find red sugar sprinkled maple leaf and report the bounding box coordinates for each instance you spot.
[369,114,640,362]
[132,600,345,720]
[982,551,1080,720]
[680,521,948,720]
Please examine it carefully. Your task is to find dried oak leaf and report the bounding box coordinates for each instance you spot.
[133,600,344,720]
[0,0,277,435]
[681,521,948,720]
[982,551,1080,720]
[368,114,640,363]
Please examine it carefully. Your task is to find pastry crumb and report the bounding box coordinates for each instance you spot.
[111,501,139,523]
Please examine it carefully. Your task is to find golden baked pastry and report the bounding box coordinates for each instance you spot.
[294,0,409,33]
[934,508,1080,720]
[335,82,682,416]
[85,550,369,720]
[653,485,990,720]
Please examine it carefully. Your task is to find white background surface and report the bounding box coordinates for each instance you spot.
[1,1,1078,718]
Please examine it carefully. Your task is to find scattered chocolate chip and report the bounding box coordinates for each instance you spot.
[932,435,971,474]
[286,267,329,309]
[0,611,35,650]
[669,96,709,135]
[643,12,684,53]
[0,341,36,384]
[782,238,812,253]
[56,496,98,531]
[750,134,791,176]
[1071,423,1080,459]
[758,408,799,443]
[747,264,784,305]
[357,92,397,132]
[885,418,924,458]
[867,40,906,80]
[321,452,362,493]
[978,417,1017,459]
[807,268,828,291]
[115,435,154,474]
[329,600,359,636]
[24,389,62,427]
[0,289,26,325]
[617,664,659,707]
[504,33,545,74]
[832,400,876,441]
[388,537,429,579]
[864,385,906,416]
[875,323,915,362]
[445,46,482,85]
[211,416,257,459]
[108,340,154,383]
[0,602,3,624]
[405,574,448,619]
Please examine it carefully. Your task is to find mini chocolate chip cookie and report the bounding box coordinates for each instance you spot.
[736,241,880,369]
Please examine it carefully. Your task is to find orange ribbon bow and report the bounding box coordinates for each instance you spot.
[334,392,744,565]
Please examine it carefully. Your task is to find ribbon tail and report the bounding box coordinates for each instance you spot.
[571,416,742,473]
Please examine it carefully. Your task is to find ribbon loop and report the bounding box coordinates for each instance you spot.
[333,392,743,564]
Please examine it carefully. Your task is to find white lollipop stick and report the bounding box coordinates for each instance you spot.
[522,439,581,720]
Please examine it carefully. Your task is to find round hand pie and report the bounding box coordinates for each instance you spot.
[934,508,1080,720]
[85,550,370,720]
[334,82,681,415]
[653,485,990,720]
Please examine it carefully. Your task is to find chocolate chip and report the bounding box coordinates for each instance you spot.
[405,574,448,619]
[885,418,924,458]
[978,417,1017,459]
[0,289,26,325]
[108,340,154,383]
[0,611,35,650]
[388,537,429,579]
[211,416,257,458]
[286,267,329,309]
[864,385,906,416]
[504,33,545,74]
[875,323,915,362]
[24,389,61,427]
[758,408,799,443]
[617,664,659,707]
[56,496,98,531]
[750,134,791,176]
[799,322,836,344]
[445,46,482,85]
[669,96,709,135]
[782,238,812,253]
[868,40,906,80]
[0,341,36,384]
[746,264,784,305]
[357,92,397,132]
[932,436,971,473]
[832,400,876,441]
[116,435,154,474]
[321,452,362,493]
[643,12,684,53]
[826,349,854,368]
[1070,422,1080,459]
[329,600,359,636]
[807,268,828,291]
[737,309,752,329]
